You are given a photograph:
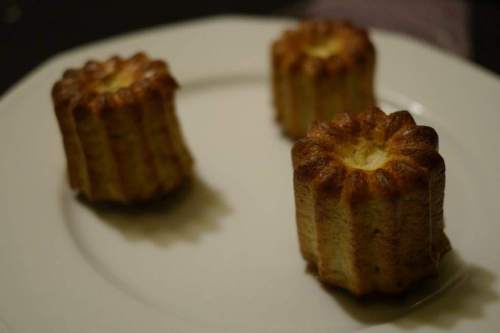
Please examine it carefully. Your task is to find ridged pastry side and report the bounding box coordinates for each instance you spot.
[52,53,193,203]
[292,107,451,295]
[272,20,376,139]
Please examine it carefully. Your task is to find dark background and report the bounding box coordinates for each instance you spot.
[1,0,499,95]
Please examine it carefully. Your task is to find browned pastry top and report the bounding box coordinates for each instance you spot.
[272,20,375,77]
[52,52,178,109]
[292,107,444,202]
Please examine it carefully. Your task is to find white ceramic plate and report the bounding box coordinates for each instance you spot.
[1,16,499,333]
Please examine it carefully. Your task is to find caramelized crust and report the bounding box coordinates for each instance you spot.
[272,20,376,139]
[292,107,451,295]
[52,53,193,203]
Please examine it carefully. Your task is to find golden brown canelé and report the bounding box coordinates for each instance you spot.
[52,52,193,203]
[272,20,376,139]
[292,107,451,296]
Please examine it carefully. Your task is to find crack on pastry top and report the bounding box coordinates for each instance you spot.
[272,20,375,76]
[305,38,343,59]
[339,138,388,171]
[292,107,445,200]
[52,52,178,110]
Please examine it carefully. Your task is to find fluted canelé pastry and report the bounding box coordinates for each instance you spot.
[292,107,451,295]
[272,20,376,139]
[52,53,193,203]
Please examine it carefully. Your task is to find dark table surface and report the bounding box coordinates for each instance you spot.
[1,0,499,95]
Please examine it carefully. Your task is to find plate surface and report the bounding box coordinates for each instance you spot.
[1,16,499,333]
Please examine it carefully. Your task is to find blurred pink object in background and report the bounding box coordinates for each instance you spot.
[282,0,470,57]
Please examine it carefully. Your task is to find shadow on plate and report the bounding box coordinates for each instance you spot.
[311,251,498,329]
[77,175,231,247]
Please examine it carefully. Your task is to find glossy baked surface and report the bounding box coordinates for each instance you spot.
[52,53,193,203]
[272,21,375,138]
[293,107,450,295]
